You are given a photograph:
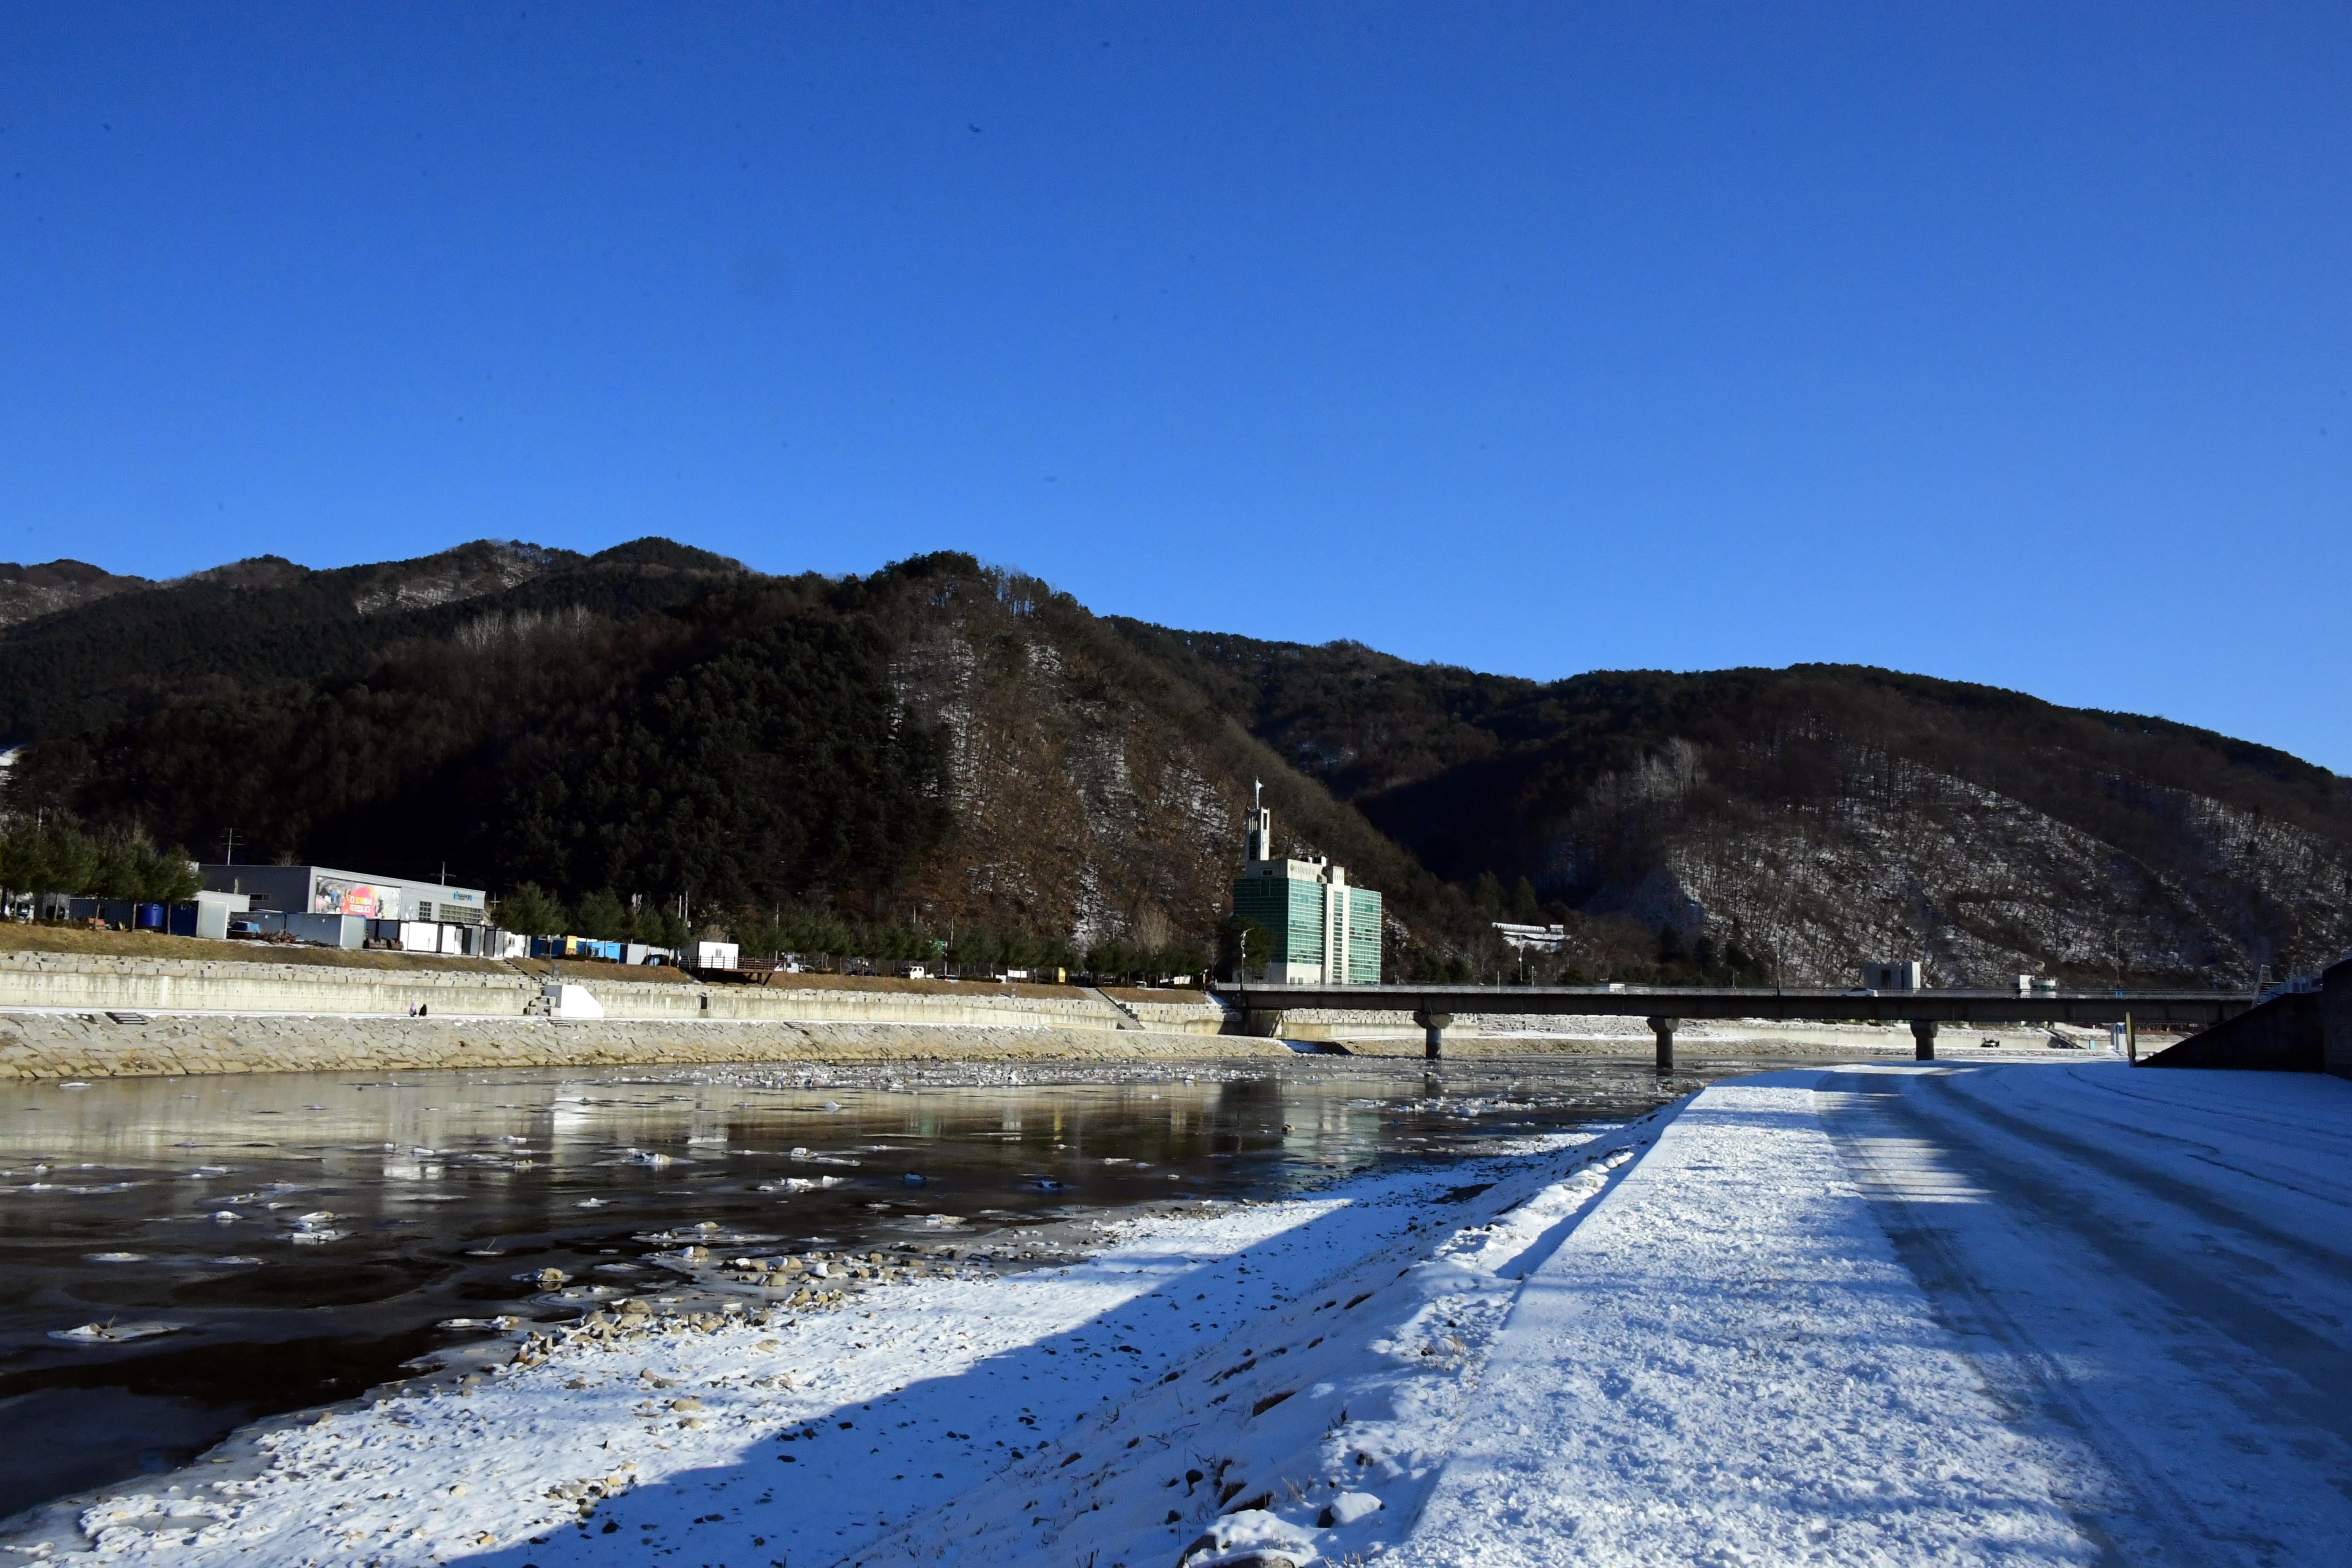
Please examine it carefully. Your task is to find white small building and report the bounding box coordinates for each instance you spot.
[1493,921,1567,954]
[1862,960,1923,991]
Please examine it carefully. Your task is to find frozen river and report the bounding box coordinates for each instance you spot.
[0,1050,1775,1524]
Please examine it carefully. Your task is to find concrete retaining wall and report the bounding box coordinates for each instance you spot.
[0,951,1245,1079]
[0,951,1207,1031]
[2326,958,2352,1080]
[0,1013,1289,1081]
[1116,997,1233,1034]
[2143,991,2322,1071]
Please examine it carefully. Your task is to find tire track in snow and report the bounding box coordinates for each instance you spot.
[1822,1062,2352,1566]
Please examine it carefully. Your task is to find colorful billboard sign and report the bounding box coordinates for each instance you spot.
[313,877,400,919]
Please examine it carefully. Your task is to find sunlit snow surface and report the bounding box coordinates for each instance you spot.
[34,1059,2352,1565]
[1406,1063,2352,1567]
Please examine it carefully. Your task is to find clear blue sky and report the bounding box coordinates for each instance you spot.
[5,4,2347,767]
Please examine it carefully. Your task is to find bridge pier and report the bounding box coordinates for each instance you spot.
[1648,1015,1678,1076]
[1415,1010,1453,1061]
[1912,1018,1938,1062]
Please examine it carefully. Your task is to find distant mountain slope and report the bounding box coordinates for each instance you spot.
[5,541,2344,987]
[1111,624,2352,985]
[0,559,152,629]
[0,539,742,744]
[4,550,1450,970]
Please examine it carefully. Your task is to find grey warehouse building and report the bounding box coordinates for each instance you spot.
[198,863,493,953]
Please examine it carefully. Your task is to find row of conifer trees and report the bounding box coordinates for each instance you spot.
[0,816,201,906]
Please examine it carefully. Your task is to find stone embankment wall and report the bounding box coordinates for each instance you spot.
[0,1014,1286,1081]
[0,952,1243,1080]
[0,951,1233,1028]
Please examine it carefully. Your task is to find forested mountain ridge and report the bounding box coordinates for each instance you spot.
[0,538,746,744]
[1111,623,2352,986]
[4,539,2344,988]
[0,559,152,629]
[3,547,1446,975]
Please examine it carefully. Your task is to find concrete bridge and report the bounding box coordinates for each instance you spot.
[1217,982,2256,1072]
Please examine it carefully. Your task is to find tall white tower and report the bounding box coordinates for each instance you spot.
[1244,777,1273,866]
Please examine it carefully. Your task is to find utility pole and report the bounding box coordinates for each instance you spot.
[219,828,240,866]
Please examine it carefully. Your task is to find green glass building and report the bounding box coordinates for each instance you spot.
[1232,784,1381,985]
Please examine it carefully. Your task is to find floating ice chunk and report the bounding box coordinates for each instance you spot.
[287,1211,345,1244]
[84,1252,145,1263]
[50,1320,185,1343]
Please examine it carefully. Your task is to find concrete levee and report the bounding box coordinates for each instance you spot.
[1265,1008,1479,1047]
[0,950,537,1017]
[2143,991,2323,1071]
[1102,995,1233,1035]
[2326,958,2352,1081]
[0,951,1250,1079]
[0,952,1156,1031]
[0,1013,1291,1081]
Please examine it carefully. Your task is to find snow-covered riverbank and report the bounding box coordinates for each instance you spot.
[13,1112,1667,1565]
[1403,1060,2352,1567]
[23,1056,2349,1566]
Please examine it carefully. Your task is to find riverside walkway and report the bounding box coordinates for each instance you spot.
[1400,1059,2352,1567]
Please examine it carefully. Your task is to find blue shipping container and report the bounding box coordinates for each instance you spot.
[531,934,623,962]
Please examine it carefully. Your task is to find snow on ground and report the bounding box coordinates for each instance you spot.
[1401,1075,2098,1566]
[34,1056,2351,1568]
[37,1116,1667,1566]
[1402,1061,2352,1567]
